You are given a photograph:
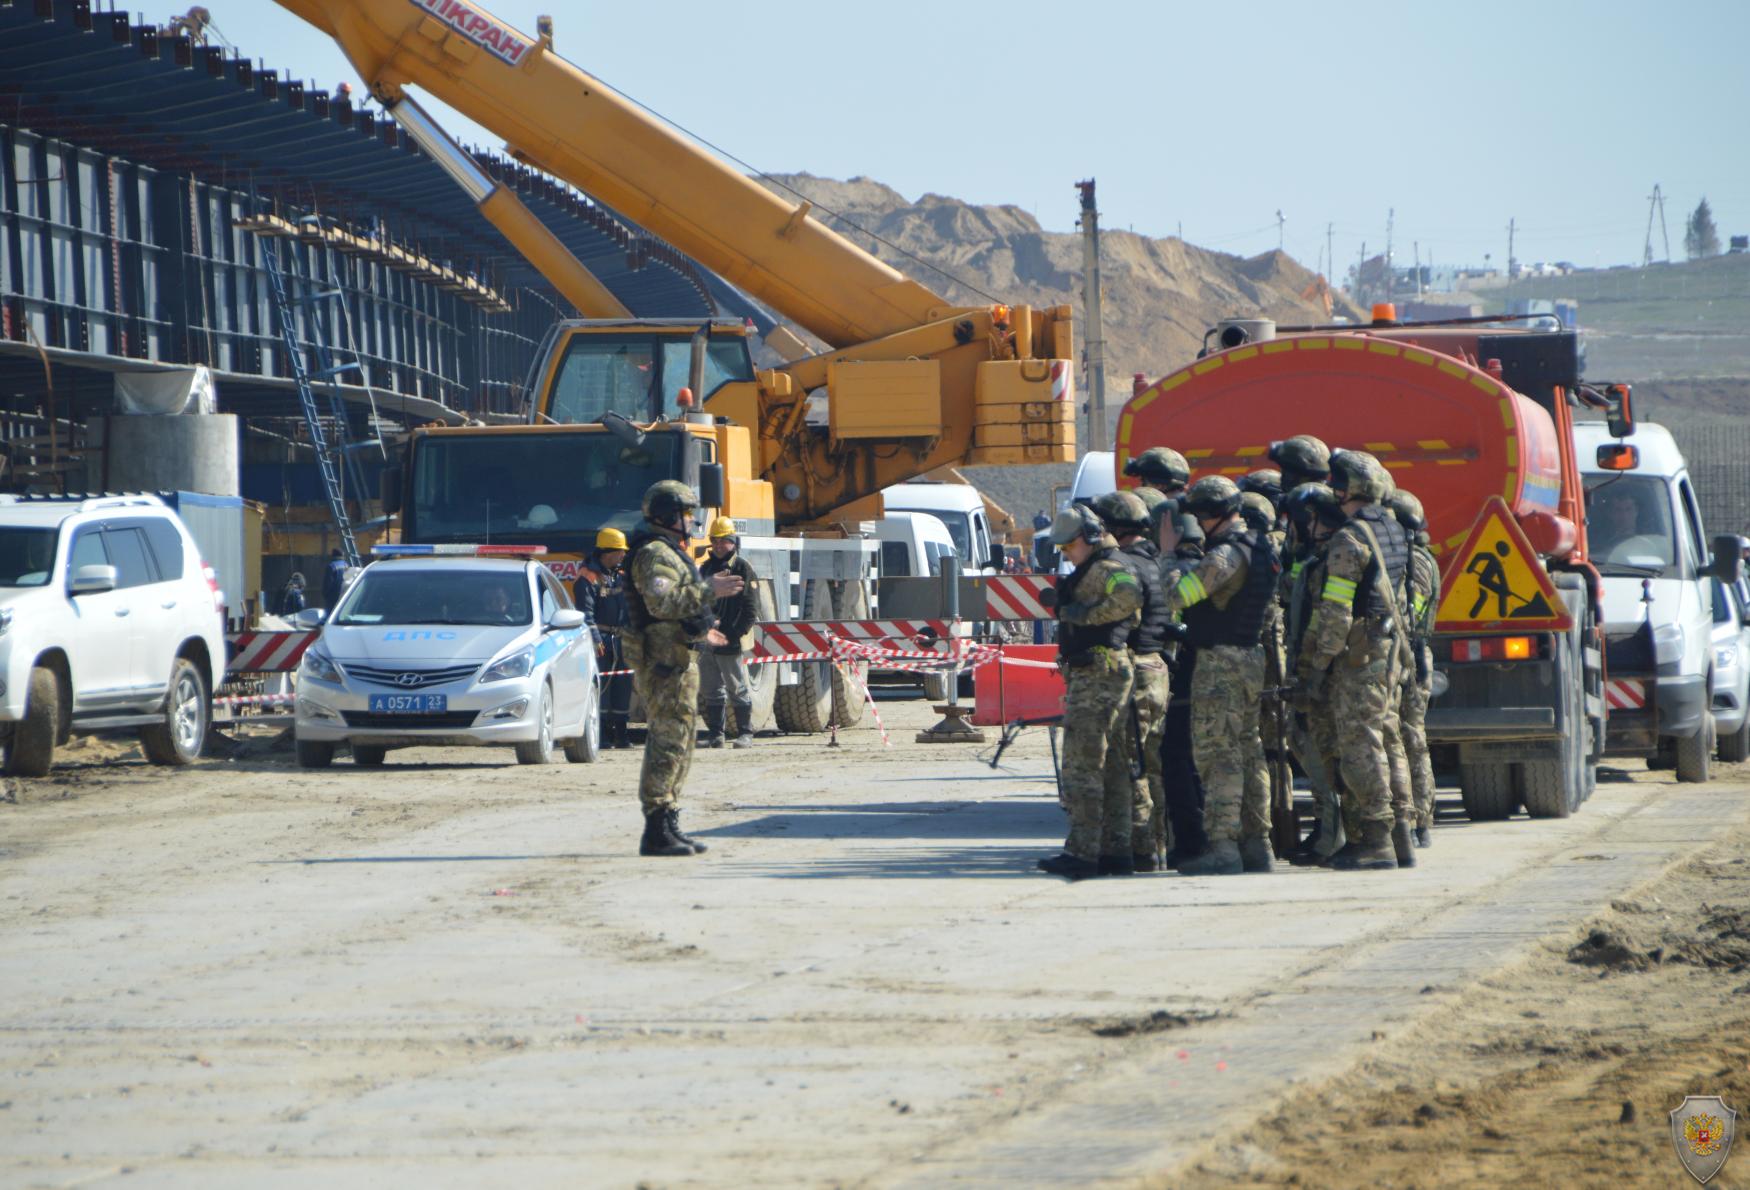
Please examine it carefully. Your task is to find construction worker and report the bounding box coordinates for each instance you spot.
[1037,504,1142,881]
[1390,490,1441,849]
[1268,435,1333,494]
[623,480,744,857]
[577,528,633,749]
[698,516,760,749]
[1166,476,1281,875]
[1094,490,1172,872]
[1154,495,1208,868]
[1296,452,1414,871]
[1123,446,1190,498]
[1282,483,1349,865]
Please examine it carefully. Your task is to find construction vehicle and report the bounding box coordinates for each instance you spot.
[1116,308,1666,821]
[278,0,1076,732]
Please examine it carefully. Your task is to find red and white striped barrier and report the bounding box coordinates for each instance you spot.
[227,631,318,673]
[983,575,1055,621]
[1605,678,1647,710]
[754,619,961,660]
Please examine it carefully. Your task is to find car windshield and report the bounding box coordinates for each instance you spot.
[1585,475,1677,574]
[0,527,57,587]
[892,507,971,562]
[333,568,532,627]
[407,431,686,552]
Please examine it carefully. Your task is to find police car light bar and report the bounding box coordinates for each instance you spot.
[371,544,548,557]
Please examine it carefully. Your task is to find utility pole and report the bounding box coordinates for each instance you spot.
[1326,222,1334,282]
[1075,179,1107,453]
[1642,184,1672,263]
[1413,241,1421,297]
[1276,209,1285,251]
[1357,240,1367,304]
[1384,209,1394,302]
[1506,217,1518,278]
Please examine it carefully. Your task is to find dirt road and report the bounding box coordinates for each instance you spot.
[4,700,1749,1188]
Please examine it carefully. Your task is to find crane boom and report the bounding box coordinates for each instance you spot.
[274,0,944,349]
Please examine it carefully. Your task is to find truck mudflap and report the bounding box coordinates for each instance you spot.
[1600,673,1707,755]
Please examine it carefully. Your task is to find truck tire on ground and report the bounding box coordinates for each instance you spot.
[921,670,950,702]
[140,658,210,766]
[1719,713,1750,763]
[774,579,833,733]
[1676,715,1714,784]
[830,579,869,728]
[741,582,779,733]
[1458,762,1516,820]
[1523,588,1585,819]
[3,666,60,778]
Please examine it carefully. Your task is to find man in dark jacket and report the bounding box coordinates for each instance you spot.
[577,528,633,748]
[698,516,760,748]
[321,549,347,612]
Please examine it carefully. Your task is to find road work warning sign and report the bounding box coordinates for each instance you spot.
[1435,496,1574,633]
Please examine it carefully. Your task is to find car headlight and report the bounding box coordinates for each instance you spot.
[1652,621,1686,666]
[300,647,343,685]
[1716,646,1737,671]
[481,648,534,683]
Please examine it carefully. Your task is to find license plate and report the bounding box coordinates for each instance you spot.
[368,693,448,713]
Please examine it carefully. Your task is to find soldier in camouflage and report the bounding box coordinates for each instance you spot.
[1153,495,1209,867]
[1240,482,1296,856]
[1282,482,1349,865]
[1037,505,1143,881]
[1390,490,1441,849]
[1094,490,1172,872]
[1295,452,1415,871]
[623,480,746,857]
[1165,476,1281,875]
[1123,446,1191,497]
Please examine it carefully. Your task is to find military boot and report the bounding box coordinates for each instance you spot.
[639,809,695,857]
[1131,848,1160,873]
[666,807,708,854]
[1286,820,1326,867]
[1332,821,1397,870]
[1179,839,1243,876]
[1240,835,1275,873]
[1414,825,1433,849]
[1037,853,1099,881]
[1097,853,1136,876]
[1391,819,1416,868]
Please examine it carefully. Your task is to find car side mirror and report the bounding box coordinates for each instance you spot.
[70,564,118,595]
[1605,383,1635,439]
[547,607,587,632]
[294,607,328,628]
[698,462,726,511]
[1711,535,1744,584]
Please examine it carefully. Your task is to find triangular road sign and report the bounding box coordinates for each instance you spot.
[1435,496,1574,633]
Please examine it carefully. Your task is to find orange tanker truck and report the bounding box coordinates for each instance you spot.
[1116,309,1627,821]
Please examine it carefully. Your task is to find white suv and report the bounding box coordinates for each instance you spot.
[0,494,227,776]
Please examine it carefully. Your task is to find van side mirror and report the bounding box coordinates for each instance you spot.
[381,467,403,515]
[1711,535,1744,584]
[1605,383,1635,439]
[698,462,726,511]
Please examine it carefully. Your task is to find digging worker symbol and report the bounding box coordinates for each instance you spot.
[1466,541,1519,619]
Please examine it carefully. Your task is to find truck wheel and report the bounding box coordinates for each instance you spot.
[2,666,60,778]
[1676,718,1714,784]
[140,658,209,766]
[1457,762,1516,821]
[829,579,869,728]
[296,739,335,769]
[921,670,951,702]
[1718,715,1750,763]
[1519,760,1570,818]
[774,579,833,733]
[741,582,778,733]
[1523,613,1581,819]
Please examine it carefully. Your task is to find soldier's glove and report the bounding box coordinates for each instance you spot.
[1038,586,1058,610]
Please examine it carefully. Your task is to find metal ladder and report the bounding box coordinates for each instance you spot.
[261,239,366,568]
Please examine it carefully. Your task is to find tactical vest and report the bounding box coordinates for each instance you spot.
[1119,538,1171,655]
[1182,529,1281,649]
[1350,505,1410,620]
[1056,546,1136,662]
[623,528,711,636]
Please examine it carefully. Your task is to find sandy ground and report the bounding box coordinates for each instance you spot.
[3,699,1749,1188]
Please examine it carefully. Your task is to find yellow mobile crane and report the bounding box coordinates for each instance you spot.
[277,0,1074,732]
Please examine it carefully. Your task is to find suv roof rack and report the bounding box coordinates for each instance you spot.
[0,492,166,513]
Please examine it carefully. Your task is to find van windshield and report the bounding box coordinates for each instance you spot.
[1585,475,1676,575]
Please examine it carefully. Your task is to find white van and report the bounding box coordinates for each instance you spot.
[881,482,999,574]
[1576,420,1740,782]
[1032,450,1115,574]
[872,511,958,580]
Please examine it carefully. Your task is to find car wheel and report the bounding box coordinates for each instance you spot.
[352,744,388,766]
[563,689,601,764]
[296,739,335,769]
[140,658,209,766]
[515,685,555,765]
[1676,718,1714,783]
[1719,712,1750,763]
[2,666,60,778]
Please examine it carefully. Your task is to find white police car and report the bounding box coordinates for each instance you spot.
[293,546,599,767]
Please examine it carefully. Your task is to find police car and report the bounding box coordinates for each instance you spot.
[292,546,599,767]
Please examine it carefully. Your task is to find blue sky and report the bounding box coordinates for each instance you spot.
[210,0,1747,274]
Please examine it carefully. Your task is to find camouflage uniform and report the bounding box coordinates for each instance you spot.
[1286,542,1347,856]
[1401,540,1441,832]
[624,527,715,815]
[1156,541,1206,860]
[1056,541,1143,862]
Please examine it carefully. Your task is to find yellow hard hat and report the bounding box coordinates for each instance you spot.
[595,527,628,550]
[708,516,737,539]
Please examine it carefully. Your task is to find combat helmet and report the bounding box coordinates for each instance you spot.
[642,479,699,523]
[1183,475,1243,521]
[1328,450,1394,504]
[1268,435,1333,490]
[1238,490,1276,532]
[1048,503,1107,547]
[1093,490,1150,535]
[1387,489,1429,543]
[1284,482,1346,538]
[1239,468,1284,508]
[1123,446,1191,491]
